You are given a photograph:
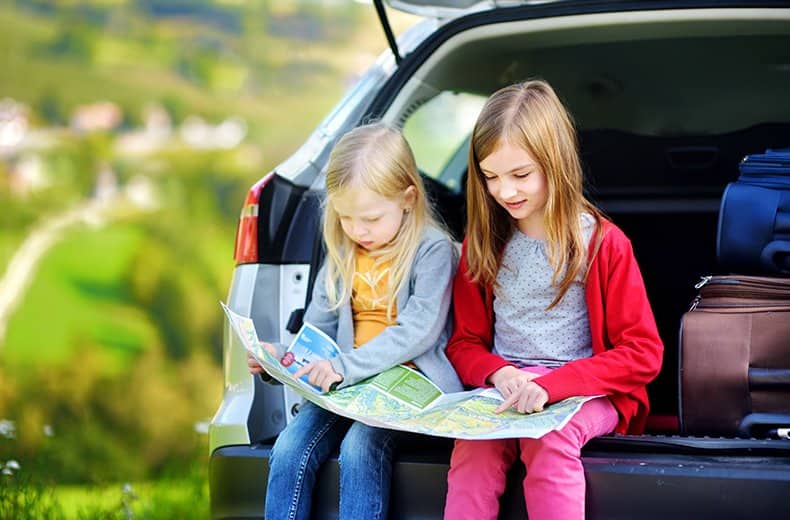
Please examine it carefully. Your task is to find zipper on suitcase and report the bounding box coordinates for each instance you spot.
[689,294,702,311]
[689,275,790,310]
[694,275,713,289]
[702,285,790,300]
[695,304,790,312]
[689,276,712,310]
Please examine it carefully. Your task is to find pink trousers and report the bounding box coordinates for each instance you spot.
[444,369,618,520]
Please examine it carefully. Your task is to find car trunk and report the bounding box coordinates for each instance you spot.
[371,4,790,431]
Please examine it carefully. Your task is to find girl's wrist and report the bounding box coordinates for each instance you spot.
[488,365,518,386]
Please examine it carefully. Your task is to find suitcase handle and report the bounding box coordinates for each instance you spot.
[749,368,790,389]
[737,413,790,439]
[760,240,790,274]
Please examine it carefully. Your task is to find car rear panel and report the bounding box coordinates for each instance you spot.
[210,438,790,519]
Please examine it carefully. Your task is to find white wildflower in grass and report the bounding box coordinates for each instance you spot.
[121,482,138,502]
[0,419,15,439]
[121,482,138,520]
[1,468,12,476]
[43,424,54,437]
[4,460,20,470]
[194,420,209,435]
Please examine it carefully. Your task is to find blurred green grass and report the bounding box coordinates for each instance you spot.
[3,465,210,519]
[56,471,209,519]
[3,223,158,370]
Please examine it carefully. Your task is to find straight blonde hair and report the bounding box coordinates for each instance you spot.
[322,122,440,318]
[465,80,604,309]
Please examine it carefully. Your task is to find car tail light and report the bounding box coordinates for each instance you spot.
[234,172,274,265]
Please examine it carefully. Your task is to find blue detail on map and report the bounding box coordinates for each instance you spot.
[282,324,340,391]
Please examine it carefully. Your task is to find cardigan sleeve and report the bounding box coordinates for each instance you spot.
[445,240,513,388]
[534,227,664,402]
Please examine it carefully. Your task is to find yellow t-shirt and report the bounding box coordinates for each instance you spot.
[351,248,396,348]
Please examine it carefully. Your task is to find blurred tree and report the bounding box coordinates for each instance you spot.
[121,103,143,129]
[160,95,187,126]
[38,92,67,126]
[45,25,94,61]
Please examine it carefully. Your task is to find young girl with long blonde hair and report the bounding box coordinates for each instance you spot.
[444,80,663,520]
[248,122,462,520]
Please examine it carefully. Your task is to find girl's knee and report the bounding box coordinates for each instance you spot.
[519,433,582,471]
[270,429,304,466]
[531,398,618,453]
[450,439,516,477]
[342,424,379,451]
[340,424,395,466]
[270,417,327,465]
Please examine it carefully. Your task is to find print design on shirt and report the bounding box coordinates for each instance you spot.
[353,267,391,310]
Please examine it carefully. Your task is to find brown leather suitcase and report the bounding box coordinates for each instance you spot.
[679,275,790,438]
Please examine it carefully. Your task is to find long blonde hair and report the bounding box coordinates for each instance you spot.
[323,123,439,317]
[465,80,603,309]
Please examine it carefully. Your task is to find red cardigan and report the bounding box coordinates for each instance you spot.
[446,220,663,434]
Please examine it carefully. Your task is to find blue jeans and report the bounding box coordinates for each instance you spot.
[264,401,402,520]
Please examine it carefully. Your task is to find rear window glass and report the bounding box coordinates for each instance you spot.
[403,91,485,191]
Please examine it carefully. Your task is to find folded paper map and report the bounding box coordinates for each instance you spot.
[221,302,593,440]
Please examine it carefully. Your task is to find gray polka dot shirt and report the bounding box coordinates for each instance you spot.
[492,214,595,368]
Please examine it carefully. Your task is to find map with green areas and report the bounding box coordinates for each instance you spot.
[224,304,593,440]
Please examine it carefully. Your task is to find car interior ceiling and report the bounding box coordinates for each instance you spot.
[406,20,790,431]
[415,31,790,135]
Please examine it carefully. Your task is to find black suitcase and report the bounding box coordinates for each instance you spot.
[717,148,790,275]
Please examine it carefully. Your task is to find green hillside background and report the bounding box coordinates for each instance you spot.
[0,1,416,517]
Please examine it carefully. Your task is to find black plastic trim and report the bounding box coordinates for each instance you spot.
[257,175,307,263]
[280,189,322,264]
[304,202,327,313]
[285,308,305,334]
[374,0,401,65]
[586,433,790,455]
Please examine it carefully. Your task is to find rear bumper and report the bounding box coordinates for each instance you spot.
[209,437,459,520]
[210,439,790,519]
[209,445,270,519]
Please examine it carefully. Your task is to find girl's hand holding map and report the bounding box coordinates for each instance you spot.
[247,343,277,376]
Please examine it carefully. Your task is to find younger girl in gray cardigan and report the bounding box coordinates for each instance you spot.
[248,123,461,520]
